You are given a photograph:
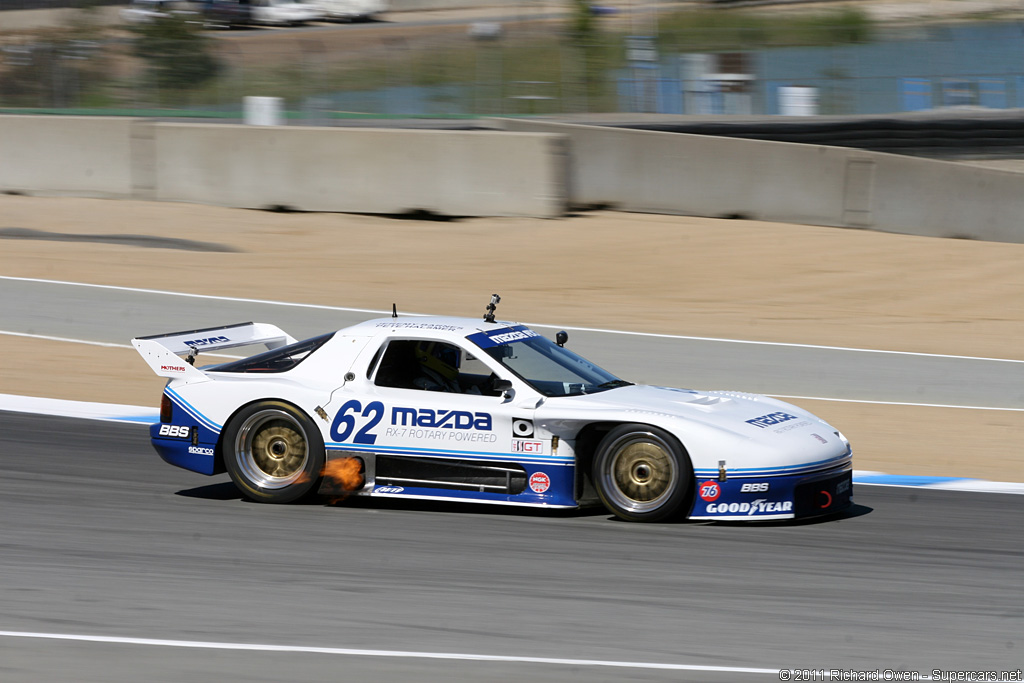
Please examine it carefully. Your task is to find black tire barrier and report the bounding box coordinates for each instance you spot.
[618,114,1024,155]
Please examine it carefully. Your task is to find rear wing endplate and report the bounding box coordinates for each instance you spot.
[131,321,297,380]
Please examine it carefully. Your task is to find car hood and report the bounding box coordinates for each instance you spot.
[536,384,851,477]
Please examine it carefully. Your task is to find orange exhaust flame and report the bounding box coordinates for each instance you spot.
[322,457,365,504]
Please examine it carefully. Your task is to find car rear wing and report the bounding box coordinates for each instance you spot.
[131,321,297,380]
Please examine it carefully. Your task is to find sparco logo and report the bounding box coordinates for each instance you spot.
[745,412,799,429]
[706,499,794,515]
[188,446,214,456]
[184,335,229,347]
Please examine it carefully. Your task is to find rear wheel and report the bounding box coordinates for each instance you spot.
[223,401,325,503]
[592,424,693,522]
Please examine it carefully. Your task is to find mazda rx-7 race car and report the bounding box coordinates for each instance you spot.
[132,302,852,522]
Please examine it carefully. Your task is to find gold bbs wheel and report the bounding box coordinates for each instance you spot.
[592,425,692,522]
[242,414,308,486]
[224,401,325,503]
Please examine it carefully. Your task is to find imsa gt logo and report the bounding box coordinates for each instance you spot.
[512,440,544,454]
[745,412,798,429]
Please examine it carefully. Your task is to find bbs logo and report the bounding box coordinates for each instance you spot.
[159,424,190,439]
[740,482,770,493]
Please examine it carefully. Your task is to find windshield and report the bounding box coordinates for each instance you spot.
[467,327,630,397]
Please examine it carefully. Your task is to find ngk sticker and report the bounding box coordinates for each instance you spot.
[529,472,551,494]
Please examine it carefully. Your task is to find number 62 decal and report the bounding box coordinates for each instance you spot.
[330,400,384,444]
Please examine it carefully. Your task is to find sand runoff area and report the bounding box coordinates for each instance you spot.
[2,194,1023,482]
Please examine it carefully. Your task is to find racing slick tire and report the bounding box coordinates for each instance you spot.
[592,424,693,522]
[223,400,325,504]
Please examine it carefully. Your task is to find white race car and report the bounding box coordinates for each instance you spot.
[132,297,852,522]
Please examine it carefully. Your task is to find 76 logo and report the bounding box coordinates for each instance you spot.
[699,481,720,501]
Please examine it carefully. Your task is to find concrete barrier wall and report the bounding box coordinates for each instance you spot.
[388,0,523,10]
[863,155,1024,243]
[151,123,565,216]
[500,118,1024,243]
[0,2,521,29]
[0,115,138,197]
[0,6,122,30]
[7,113,1024,238]
[0,116,567,218]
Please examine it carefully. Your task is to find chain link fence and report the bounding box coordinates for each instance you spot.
[2,13,1024,118]
[0,23,623,116]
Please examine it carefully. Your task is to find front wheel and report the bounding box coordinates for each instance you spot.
[223,400,325,503]
[592,424,693,522]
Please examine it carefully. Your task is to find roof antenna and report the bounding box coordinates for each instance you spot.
[483,293,500,323]
[392,303,398,318]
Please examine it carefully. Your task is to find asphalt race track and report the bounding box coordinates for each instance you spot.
[2,277,1024,680]
[1,411,1021,682]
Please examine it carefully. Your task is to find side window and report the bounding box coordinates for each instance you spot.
[372,339,500,395]
[373,340,422,390]
[460,353,492,381]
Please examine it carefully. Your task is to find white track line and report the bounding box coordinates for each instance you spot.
[2,330,1022,412]
[0,275,396,314]
[0,330,131,349]
[3,275,1022,364]
[770,394,1024,412]
[0,394,157,423]
[0,331,242,358]
[0,631,777,675]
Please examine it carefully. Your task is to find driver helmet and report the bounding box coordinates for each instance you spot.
[415,341,460,381]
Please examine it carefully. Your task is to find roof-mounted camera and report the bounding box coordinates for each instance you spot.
[483,294,501,323]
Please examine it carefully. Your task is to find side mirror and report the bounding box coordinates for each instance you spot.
[492,379,513,398]
[556,330,568,347]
